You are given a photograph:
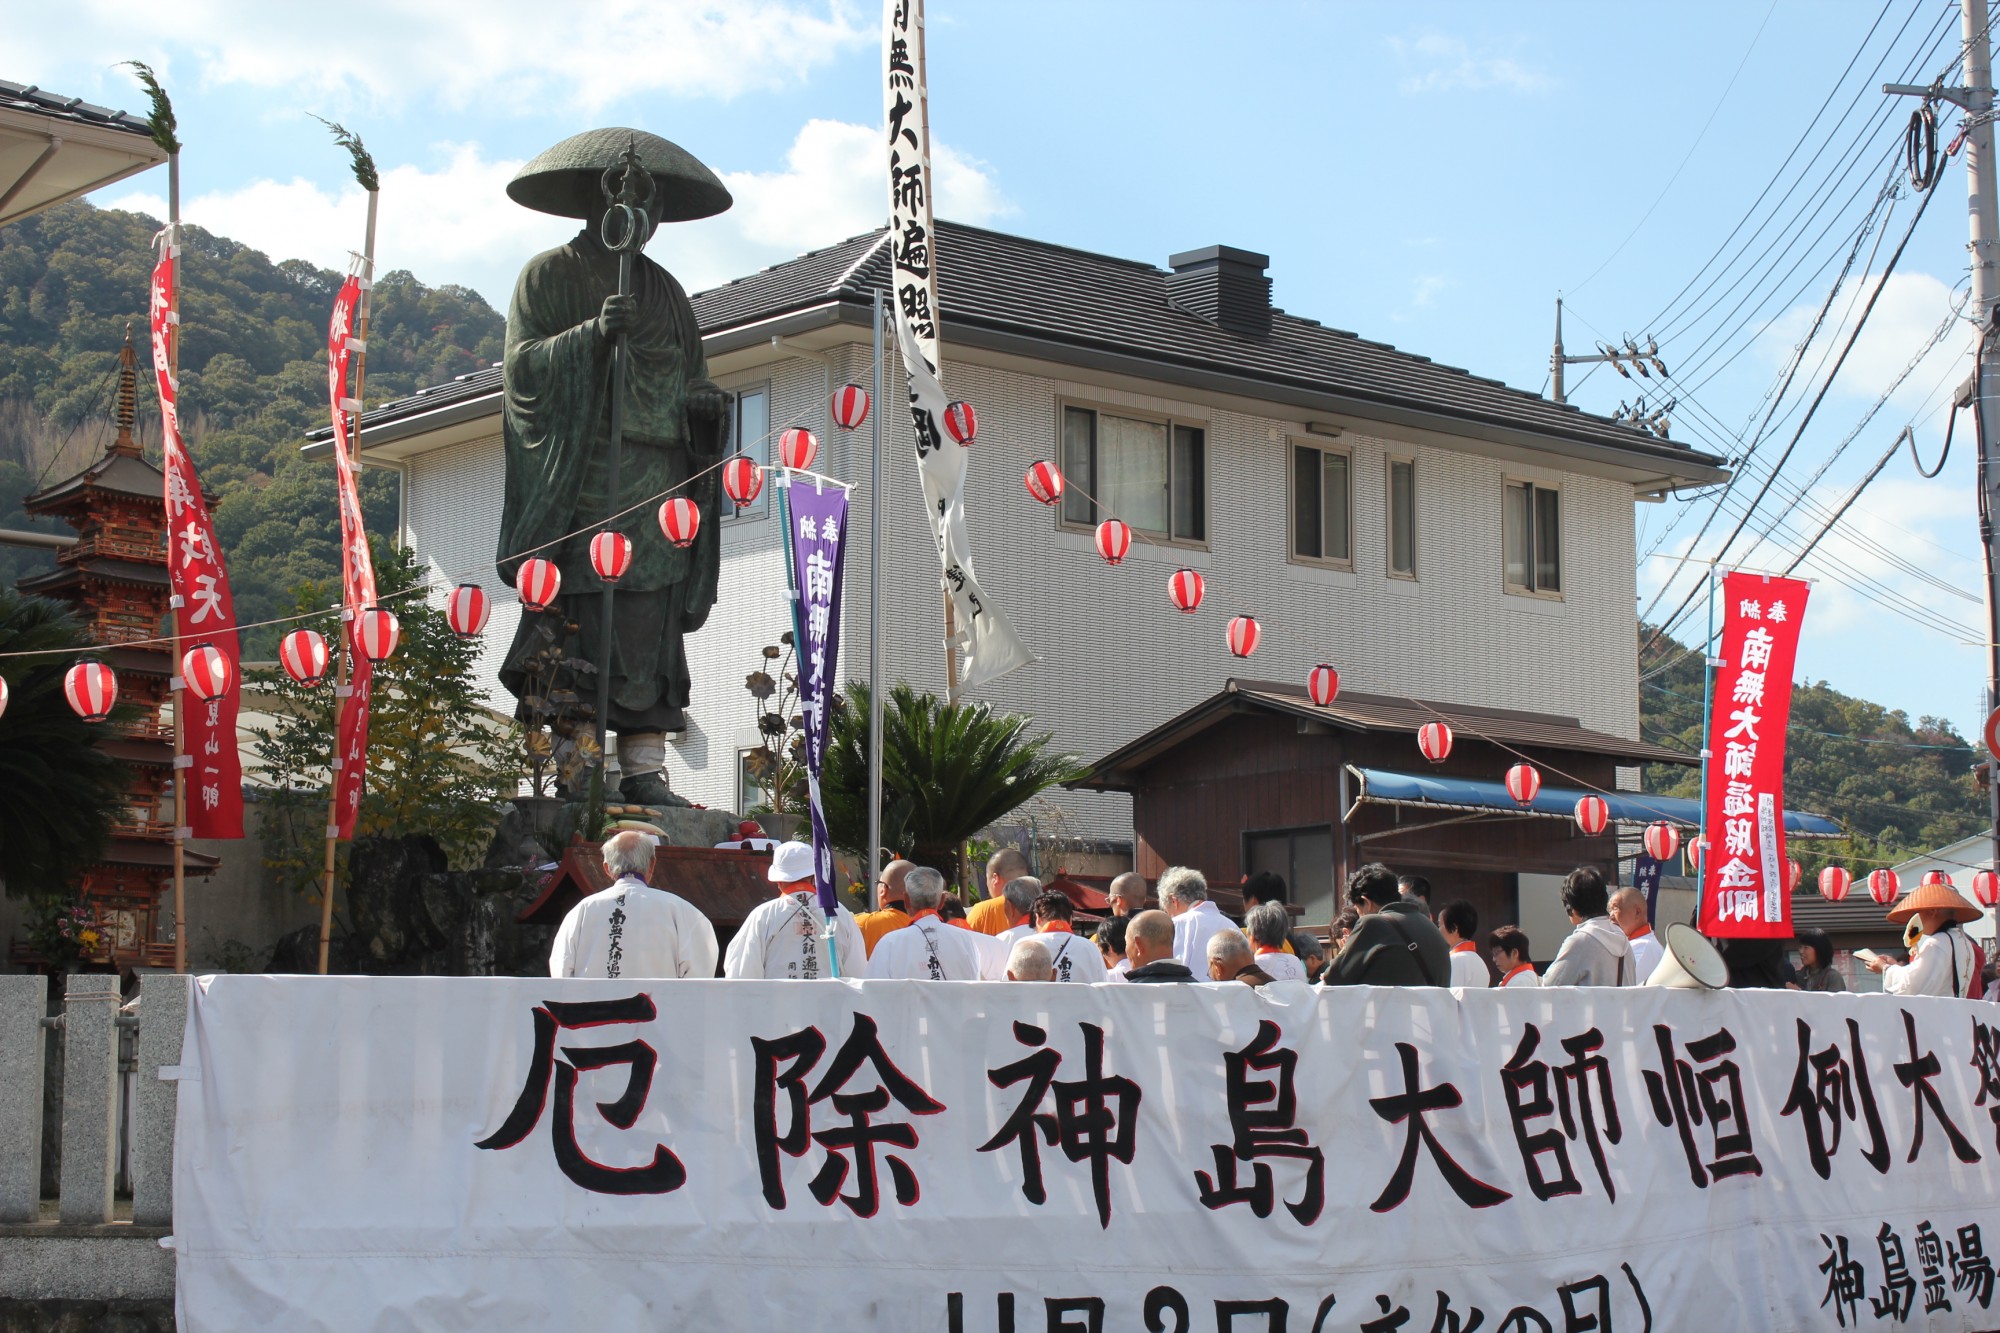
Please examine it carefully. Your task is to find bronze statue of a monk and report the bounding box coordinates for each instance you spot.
[495,129,734,805]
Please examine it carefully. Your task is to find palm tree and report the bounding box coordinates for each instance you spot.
[0,591,127,899]
[825,682,1087,885]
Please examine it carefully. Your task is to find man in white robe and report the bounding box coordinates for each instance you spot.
[1030,890,1108,983]
[724,840,866,979]
[549,829,718,979]
[867,866,997,981]
[1163,866,1229,970]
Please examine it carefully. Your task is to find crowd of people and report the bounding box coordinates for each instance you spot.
[552,830,1991,1000]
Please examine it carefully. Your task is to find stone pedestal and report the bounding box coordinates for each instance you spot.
[56,975,118,1226]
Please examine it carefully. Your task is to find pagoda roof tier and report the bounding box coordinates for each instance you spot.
[89,838,220,875]
[23,449,169,513]
[18,556,171,596]
[98,735,173,767]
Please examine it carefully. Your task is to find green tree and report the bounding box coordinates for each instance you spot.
[823,682,1087,887]
[0,200,504,652]
[253,541,519,900]
[0,590,128,898]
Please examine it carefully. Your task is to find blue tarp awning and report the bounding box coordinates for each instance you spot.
[1348,766,1844,838]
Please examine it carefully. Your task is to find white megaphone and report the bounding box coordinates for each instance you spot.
[1644,921,1729,990]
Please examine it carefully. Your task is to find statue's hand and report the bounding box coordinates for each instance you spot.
[687,383,729,430]
[596,293,638,340]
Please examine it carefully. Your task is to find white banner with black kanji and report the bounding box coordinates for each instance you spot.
[174,976,2000,1330]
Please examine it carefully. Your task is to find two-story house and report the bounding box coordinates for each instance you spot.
[320,222,1726,935]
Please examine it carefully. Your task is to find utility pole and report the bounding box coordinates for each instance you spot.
[1888,0,2000,879]
[1550,298,1670,407]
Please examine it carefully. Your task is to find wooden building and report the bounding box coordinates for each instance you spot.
[1077,677,1839,961]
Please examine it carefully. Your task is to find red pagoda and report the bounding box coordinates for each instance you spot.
[12,331,217,969]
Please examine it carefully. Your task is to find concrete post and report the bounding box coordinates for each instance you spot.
[0,973,47,1222]
[131,973,190,1227]
[57,973,120,1225]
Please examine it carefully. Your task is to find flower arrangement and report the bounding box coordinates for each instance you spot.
[29,899,109,967]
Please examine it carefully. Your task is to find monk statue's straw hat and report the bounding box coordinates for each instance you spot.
[1886,880,1983,925]
[507,128,732,222]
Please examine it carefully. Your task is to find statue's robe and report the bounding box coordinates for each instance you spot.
[495,228,726,732]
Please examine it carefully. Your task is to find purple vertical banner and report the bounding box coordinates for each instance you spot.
[787,479,850,914]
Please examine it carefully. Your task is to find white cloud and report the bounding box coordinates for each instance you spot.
[16,1,867,111]
[99,120,1012,308]
[1387,33,1549,95]
[1760,271,1974,415]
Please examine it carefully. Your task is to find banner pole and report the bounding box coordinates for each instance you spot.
[166,148,188,974]
[867,290,885,889]
[317,187,377,977]
[1694,564,1719,919]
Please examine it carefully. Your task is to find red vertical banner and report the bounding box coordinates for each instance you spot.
[327,271,376,840]
[1699,571,1811,938]
[149,242,244,838]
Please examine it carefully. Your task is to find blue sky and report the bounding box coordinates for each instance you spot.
[16,0,1991,736]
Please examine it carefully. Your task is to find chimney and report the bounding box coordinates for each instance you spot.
[1165,245,1272,336]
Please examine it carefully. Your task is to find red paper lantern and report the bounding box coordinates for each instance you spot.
[1922,869,1954,889]
[1643,822,1680,864]
[779,427,818,471]
[1867,868,1900,906]
[943,400,977,446]
[1226,615,1261,658]
[1417,721,1453,763]
[723,456,764,509]
[590,531,633,583]
[64,660,117,722]
[1168,568,1205,613]
[1307,664,1340,708]
[181,642,232,703]
[1025,460,1064,505]
[446,585,490,639]
[1505,763,1541,805]
[0,674,8,720]
[356,606,400,664]
[1974,869,1999,908]
[516,558,561,612]
[1095,519,1131,565]
[280,629,329,686]
[658,497,701,548]
[1786,857,1804,893]
[1818,865,1852,903]
[831,383,870,431]
[1574,794,1608,837]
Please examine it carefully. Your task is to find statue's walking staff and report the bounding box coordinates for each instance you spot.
[593,142,657,769]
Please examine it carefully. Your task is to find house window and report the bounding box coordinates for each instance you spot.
[1244,825,1337,925]
[724,385,771,522]
[1504,480,1561,595]
[737,748,763,813]
[1060,405,1205,542]
[1290,442,1351,565]
[1387,458,1417,578]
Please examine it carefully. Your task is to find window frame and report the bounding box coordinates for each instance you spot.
[720,381,774,525]
[1386,455,1418,581]
[1055,399,1210,548]
[1286,437,1354,571]
[1502,477,1563,599]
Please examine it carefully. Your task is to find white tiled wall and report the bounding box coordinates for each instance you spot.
[401,347,1642,843]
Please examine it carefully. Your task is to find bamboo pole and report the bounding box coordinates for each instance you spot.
[167,149,187,974]
[317,189,378,976]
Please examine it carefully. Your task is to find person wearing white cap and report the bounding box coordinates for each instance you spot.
[866,865,1000,980]
[550,829,718,979]
[725,840,866,980]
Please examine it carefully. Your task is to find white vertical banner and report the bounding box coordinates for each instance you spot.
[885,0,1031,693]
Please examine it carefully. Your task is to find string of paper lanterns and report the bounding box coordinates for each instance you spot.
[1867,868,1900,905]
[723,456,764,509]
[1417,721,1453,764]
[1819,866,1851,902]
[1226,615,1261,658]
[446,586,489,639]
[1094,519,1131,566]
[1504,763,1541,805]
[1574,794,1608,836]
[64,660,117,722]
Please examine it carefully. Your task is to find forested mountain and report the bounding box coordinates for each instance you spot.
[1638,626,1985,870]
[0,201,503,651]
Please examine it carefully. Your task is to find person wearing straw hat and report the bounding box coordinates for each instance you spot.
[1865,879,1981,998]
[724,840,865,980]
